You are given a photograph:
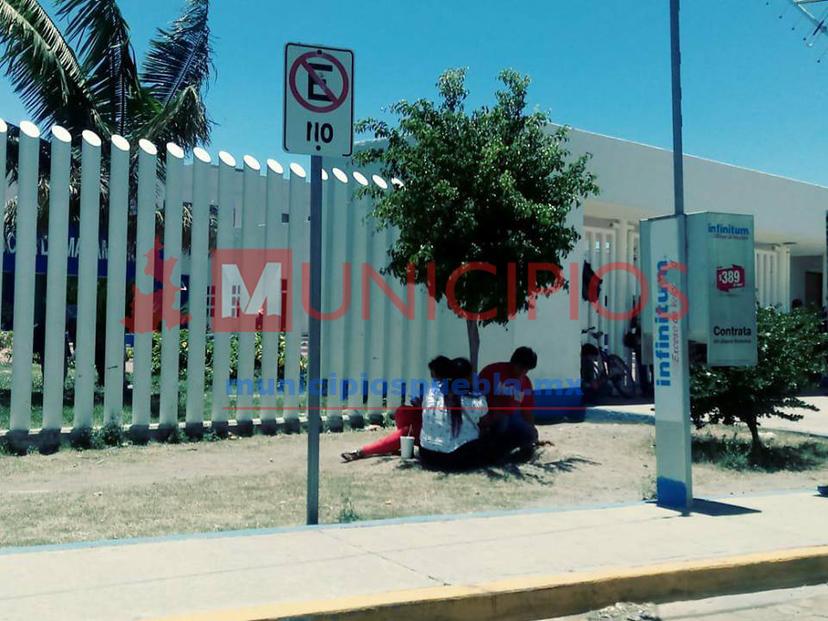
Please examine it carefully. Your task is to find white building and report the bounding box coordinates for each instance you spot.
[471,126,826,401]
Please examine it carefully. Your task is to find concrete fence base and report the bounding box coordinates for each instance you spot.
[0,411,390,454]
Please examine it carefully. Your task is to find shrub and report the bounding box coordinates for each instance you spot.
[150,331,305,382]
[690,306,828,454]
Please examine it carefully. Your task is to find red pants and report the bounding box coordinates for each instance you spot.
[361,406,422,457]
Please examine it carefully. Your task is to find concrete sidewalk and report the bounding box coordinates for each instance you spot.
[587,395,828,437]
[1,491,826,621]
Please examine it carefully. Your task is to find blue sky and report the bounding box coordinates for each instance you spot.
[2,0,828,185]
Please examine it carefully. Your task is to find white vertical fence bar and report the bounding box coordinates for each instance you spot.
[614,221,629,356]
[103,135,130,425]
[585,230,597,337]
[328,168,350,412]
[336,173,360,410]
[295,167,310,405]
[132,140,158,432]
[774,248,783,307]
[159,143,185,430]
[578,228,595,342]
[601,232,608,337]
[396,226,414,404]
[409,284,428,394]
[283,164,306,420]
[781,247,791,311]
[754,251,761,304]
[185,148,212,433]
[261,160,285,419]
[425,284,439,375]
[320,168,333,407]
[211,152,237,429]
[9,121,40,434]
[346,173,370,410]
[379,225,399,409]
[369,174,395,410]
[236,155,261,424]
[73,130,102,430]
[383,228,406,404]
[0,120,7,324]
[775,249,782,309]
[770,253,777,306]
[597,232,606,339]
[364,209,385,415]
[607,230,620,355]
[42,126,72,431]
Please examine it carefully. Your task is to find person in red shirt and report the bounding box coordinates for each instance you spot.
[477,346,539,459]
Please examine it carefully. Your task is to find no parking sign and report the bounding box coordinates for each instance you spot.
[283,43,354,157]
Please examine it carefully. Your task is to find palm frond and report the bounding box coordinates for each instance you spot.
[56,0,140,136]
[138,84,209,151]
[0,0,101,133]
[142,0,213,106]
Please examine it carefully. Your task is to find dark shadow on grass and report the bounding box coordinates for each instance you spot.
[479,456,599,483]
[403,454,599,484]
[692,434,828,472]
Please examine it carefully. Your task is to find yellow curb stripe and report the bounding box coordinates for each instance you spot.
[151,545,828,621]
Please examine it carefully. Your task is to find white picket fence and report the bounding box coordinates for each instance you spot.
[0,118,477,441]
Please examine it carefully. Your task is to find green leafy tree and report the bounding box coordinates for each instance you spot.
[690,306,828,454]
[355,68,598,368]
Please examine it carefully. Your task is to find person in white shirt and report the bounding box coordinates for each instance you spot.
[419,358,488,470]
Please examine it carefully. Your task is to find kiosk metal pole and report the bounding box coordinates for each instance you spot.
[652,0,693,512]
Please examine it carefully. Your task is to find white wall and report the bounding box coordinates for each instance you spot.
[563,128,828,256]
[477,204,584,387]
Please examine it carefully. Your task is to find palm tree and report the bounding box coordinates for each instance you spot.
[0,0,213,150]
[0,0,214,384]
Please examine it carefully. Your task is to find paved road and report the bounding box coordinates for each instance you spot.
[549,584,828,620]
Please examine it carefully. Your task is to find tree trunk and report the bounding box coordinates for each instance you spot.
[746,416,764,455]
[466,319,480,372]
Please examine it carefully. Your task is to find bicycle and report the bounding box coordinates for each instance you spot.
[580,327,635,401]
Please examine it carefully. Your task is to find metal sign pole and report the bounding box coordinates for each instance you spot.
[307,154,323,525]
[670,0,685,219]
[283,42,353,525]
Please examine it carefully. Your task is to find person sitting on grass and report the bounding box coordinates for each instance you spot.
[477,346,540,461]
[341,356,453,462]
[419,357,489,471]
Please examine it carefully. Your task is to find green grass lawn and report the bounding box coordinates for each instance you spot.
[2,422,827,548]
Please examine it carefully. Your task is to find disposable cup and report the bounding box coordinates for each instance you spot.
[400,436,415,460]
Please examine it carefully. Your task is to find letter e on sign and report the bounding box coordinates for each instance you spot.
[283,43,354,157]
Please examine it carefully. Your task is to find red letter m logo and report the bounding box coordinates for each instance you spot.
[211,249,292,332]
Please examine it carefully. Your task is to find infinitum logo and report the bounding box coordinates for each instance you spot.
[707,223,750,239]
[653,259,687,388]
[654,260,673,388]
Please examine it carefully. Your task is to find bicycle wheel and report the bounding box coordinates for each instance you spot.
[607,354,635,399]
